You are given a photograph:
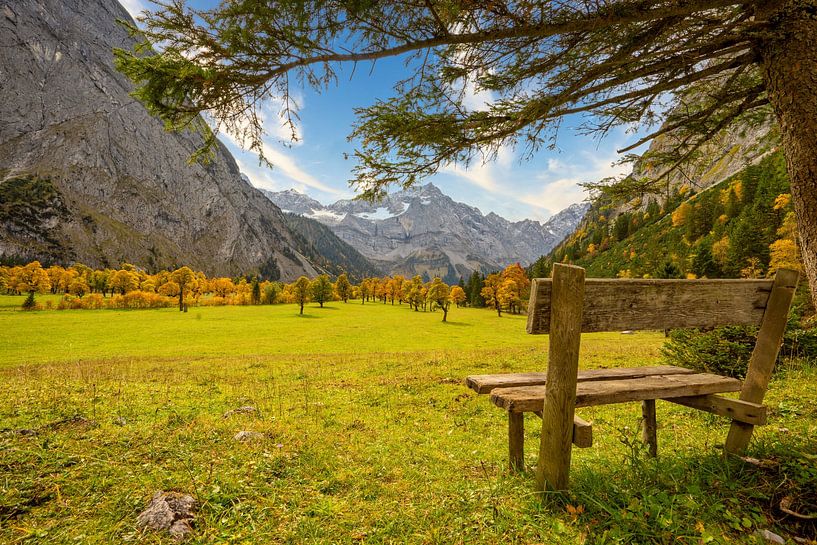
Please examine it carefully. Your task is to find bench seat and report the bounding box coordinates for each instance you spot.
[466,365,695,394]
[490,372,742,412]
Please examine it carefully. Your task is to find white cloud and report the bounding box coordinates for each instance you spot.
[460,77,494,112]
[440,143,515,192]
[257,97,304,143]
[520,151,631,214]
[441,160,497,192]
[120,0,148,20]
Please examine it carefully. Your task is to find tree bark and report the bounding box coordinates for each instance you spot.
[756,0,817,304]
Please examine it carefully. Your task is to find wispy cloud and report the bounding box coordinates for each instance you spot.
[439,143,514,193]
[519,151,631,214]
[217,104,345,198]
[225,135,344,197]
[257,97,305,143]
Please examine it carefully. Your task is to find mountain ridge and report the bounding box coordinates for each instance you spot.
[263,183,588,281]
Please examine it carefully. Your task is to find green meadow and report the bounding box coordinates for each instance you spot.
[1,298,815,544]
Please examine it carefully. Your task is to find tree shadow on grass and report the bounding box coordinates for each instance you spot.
[442,321,473,327]
[295,314,319,319]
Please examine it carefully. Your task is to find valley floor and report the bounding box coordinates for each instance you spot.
[1,300,815,544]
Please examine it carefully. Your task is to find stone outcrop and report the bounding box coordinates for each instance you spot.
[0,0,317,279]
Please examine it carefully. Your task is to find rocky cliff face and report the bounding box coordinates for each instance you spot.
[623,109,778,212]
[264,184,588,281]
[0,0,317,279]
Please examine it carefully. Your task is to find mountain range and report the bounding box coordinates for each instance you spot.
[263,183,588,282]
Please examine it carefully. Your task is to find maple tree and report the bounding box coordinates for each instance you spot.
[426,277,452,322]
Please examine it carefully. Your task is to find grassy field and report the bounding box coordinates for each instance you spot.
[1,297,815,544]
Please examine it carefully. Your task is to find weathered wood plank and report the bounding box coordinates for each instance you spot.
[641,399,658,457]
[572,415,593,448]
[725,269,798,454]
[509,411,524,471]
[466,365,695,394]
[536,264,585,492]
[493,373,742,413]
[666,395,768,425]
[527,278,773,334]
[532,412,593,448]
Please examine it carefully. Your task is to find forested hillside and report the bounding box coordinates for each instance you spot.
[531,151,800,281]
[283,213,383,282]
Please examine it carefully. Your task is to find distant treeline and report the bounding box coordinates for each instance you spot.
[3,261,534,319]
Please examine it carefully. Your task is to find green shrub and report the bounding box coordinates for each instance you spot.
[662,326,756,378]
[662,312,817,379]
[21,292,37,310]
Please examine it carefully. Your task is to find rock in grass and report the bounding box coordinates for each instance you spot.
[234,431,264,442]
[222,406,258,419]
[756,529,785,544]
[112,416,127,426]
[136,491,197,541]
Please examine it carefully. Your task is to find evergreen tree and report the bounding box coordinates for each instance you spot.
[251,277,261,305]
[727,210,771,276]
[21,292,36,311]
[645,199,661,224]
[467,271,485,308]
[692,244,721,278]
[117,0,817,310]
[655,261,682,279]
[614,213,630,242]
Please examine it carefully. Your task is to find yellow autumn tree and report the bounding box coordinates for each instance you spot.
[292,276,311,315]
[450,285,467,307]
[310,274,334,307]
[481,273,503,317]
[499,263,529,314]
[334,273,352,303]
[426,277,451,322]
[773,193,791,211]
[170,266,196,311]
[711,236,730,268]
[769,211,803,274]
[211,277,235,297]
[109,269,139,295]
[18,261,52,294]
[671,201,692,227]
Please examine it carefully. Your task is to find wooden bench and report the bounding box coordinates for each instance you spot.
[466,264,798,491]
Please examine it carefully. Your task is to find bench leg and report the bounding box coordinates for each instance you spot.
[509,411,524,471]
[641,399,658,458]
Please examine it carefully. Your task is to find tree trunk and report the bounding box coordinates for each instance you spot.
[300,302,304,314]
[178,287,184,312]
[757,0,817,304]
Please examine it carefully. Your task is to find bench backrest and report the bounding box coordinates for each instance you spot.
[526,277,774,334]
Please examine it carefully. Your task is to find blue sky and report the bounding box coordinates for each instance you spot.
[122,0,646,222]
